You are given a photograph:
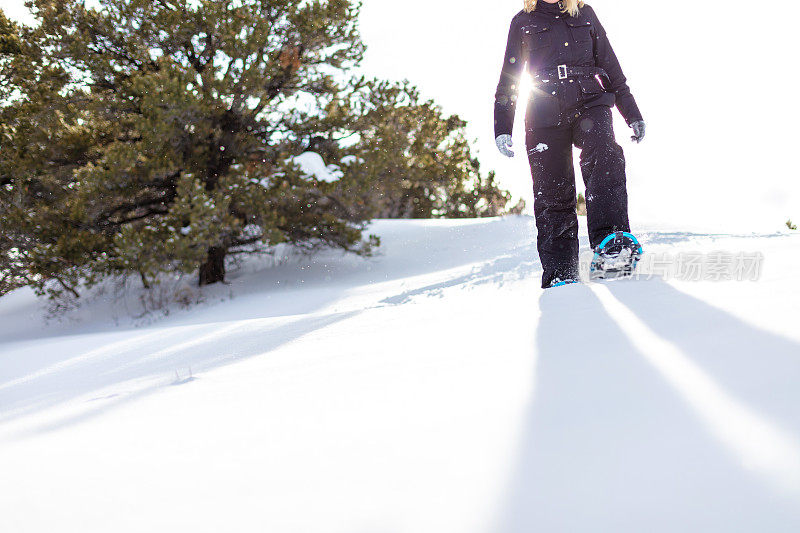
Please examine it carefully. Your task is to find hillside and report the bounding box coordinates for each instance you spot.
[2,216,800,532]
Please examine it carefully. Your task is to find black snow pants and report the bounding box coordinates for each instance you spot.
[526,104,629,288]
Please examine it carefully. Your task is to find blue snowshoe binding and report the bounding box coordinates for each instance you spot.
[549,278,579,288]
[590,231,643,280]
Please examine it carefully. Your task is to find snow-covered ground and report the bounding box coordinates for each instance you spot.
[2,216,800,532]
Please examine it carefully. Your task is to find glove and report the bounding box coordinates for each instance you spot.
[630,120,646,143]
[495,134,514,158]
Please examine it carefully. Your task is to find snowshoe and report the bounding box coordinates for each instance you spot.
[547,278,579,289]
[590,231,643,280]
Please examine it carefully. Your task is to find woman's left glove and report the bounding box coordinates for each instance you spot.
[495,134,515,158]
[630,121,646,143]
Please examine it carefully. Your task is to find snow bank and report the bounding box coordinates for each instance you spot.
[290,151,344,183]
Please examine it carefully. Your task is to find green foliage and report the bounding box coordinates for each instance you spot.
[0,0,512,302]
[787,219,798,231]
[0,9,21,56]
[576,192,586,216]
[330,79,513,219]
[0,236,27,297]
[1,0,372,296]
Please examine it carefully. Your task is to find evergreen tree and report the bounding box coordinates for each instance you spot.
[0,9,26,297]
[576,192,587,216]
[0,2,514,302]
[1,0,372,297]
[0,9,21,55]
[334,80,513,219]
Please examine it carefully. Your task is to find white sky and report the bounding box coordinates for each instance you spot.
[3,0,799,232]
[359,0,800,232]
[1,0,30,23]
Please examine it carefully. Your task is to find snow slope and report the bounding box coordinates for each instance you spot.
[1,216,800,532]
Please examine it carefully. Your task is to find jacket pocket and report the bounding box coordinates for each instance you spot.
[566,19,592,43]
[522,24,552,49]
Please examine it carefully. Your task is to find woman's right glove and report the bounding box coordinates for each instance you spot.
[495,134,514,158]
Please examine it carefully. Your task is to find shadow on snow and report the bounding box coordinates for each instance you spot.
[495,281,800,532]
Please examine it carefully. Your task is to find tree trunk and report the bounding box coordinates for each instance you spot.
[198,246,226,286]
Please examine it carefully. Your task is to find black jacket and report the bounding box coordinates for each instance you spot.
[494,3,642,136]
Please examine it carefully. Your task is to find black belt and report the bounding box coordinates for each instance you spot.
[535,65,607,82]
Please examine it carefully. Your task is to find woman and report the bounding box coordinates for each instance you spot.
[494,0,645,289]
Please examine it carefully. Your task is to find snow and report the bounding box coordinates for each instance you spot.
[532,142,549,153]
[340,154,364,166]
[290,151,344,183]
[2,216,800,532]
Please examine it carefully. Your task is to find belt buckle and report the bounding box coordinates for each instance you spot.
[557,64,568,80]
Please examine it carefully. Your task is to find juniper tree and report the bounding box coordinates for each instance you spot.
[0,0,371,296]
[0,1,514,302]
[576,192,587,216]
[331,80,513,219]
[0,10,21,55]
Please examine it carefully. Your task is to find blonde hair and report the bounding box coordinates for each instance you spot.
[524,0,585,17]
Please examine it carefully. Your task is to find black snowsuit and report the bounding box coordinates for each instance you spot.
[494,2,643,288]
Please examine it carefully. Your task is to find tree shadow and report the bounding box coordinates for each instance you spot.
[495,284,800,532]
[0,310,359,435]
[0,217,544,436]
[0,216,540,344]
